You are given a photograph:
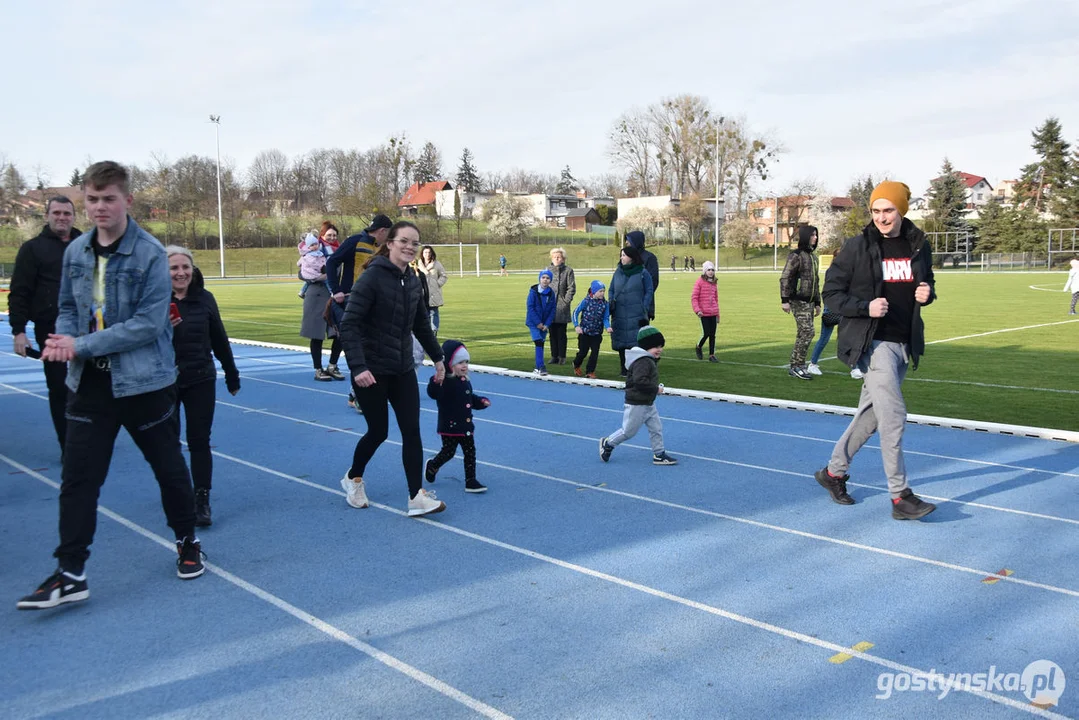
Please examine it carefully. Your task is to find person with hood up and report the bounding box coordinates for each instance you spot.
[624,230,659,318]
[814,181,937,521]
[166,246,240,527]
[780,225,822,380]
[608,245,655,377]
[526,269,557,375]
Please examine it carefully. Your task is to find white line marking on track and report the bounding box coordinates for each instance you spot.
[157,446,1073,720]
[212,398,1079,596]
[0,453,514,720]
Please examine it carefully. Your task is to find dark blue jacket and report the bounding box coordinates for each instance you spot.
[325,231,377,295]
[427,374,489,436]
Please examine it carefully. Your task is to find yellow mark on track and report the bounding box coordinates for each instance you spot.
[981,568,1014,584]
[829,641,875,664]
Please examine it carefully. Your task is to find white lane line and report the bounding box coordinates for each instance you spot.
[0,453,514,720]
[212,399,1079,597]
[926,318,1079,345]
[234,369,1079,480]
[163,446,1074,720]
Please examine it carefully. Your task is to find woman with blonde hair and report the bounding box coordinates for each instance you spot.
[547,247,576,365]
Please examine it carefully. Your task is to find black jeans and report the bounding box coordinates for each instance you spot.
[176,379,216,491]
[549,323,568,362]
[573,334,603,373]
[350,369,424,498]
[697,316,717,355]
[428,435,477,481]
[56,368,195,574]
[35,325,67,451]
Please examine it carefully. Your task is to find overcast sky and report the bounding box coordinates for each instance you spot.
[4,0,1078,200]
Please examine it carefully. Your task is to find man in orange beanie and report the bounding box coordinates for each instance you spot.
[814,180,937,520]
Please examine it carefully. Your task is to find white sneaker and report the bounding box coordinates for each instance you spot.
[850,368,864,380]
[407,488,446,517]
[807,363,822,376]
[340,474,369,509]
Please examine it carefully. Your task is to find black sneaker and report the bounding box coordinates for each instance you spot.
[789,366,812,380]
[195,488,212,527]
[17,569,89,610]
[599,436,614,463]
[653,452,678,465]
[892,489,936,520]
[695,346,704,360]
[176,537,205,579]
[465,478,488,493]
[814,468,855,505]
[425,459,437,483]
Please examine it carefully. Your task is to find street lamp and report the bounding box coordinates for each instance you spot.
[209,115,225,278]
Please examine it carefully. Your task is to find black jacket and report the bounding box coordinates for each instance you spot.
[8,224,82,337]
[340,255,444,376]
[172,268,240,391]
[823,218,936,370]
[426,373,489,436]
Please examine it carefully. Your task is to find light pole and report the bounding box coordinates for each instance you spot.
[209,115,226,278]
[713,121,721,269]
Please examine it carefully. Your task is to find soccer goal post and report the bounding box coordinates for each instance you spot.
[426,244,481,277]
[1048,228,1079,269]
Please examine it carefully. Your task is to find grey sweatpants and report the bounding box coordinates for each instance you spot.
[607,403,665,454]
[827,340,911,498]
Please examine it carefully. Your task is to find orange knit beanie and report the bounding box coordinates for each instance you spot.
[869,181,911,216]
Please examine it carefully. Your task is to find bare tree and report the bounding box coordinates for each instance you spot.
[729,124,782,214]
[651,94,714,197]
[248,149,289,214]
[607,108,658,196]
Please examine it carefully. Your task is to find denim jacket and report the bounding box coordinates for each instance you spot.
[56,217,177,397]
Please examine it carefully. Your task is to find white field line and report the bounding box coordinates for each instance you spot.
[211,397,1079,593]
[81,444,1079,719]
[0,453,513,720]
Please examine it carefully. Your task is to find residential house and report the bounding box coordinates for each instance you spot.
[398,180,453,215]
[930,172,994,209]
[434,188,496,220]
[565,207,601,232]
[616,195,723,240]
[994,179,1019,205]
[8,186,85,224]
[745,196,853,247]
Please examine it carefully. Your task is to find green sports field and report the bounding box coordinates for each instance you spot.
[200,268,1079,433]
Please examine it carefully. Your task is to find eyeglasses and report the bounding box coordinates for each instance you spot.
[395,239,421,248]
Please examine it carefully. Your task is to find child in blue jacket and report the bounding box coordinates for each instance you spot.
[426,340,490,493]
[526,269,557,375]
[571,280,611,378]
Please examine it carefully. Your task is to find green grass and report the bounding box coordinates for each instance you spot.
[201,270,1079,432]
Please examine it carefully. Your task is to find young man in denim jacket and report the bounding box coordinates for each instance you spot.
[18,161,205,611]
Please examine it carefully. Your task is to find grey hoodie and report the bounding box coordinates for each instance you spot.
[623,346,660,405]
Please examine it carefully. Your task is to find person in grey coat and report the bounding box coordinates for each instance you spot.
[608,245,654,377]
[547,247,576,365]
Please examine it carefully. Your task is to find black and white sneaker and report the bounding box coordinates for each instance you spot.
[652,452,678,465]
[599,437,614,463]
[788,366,812,380]
[17,569,89,610]
[176,537,205,579]
[892,489,936,520]
[465,478,488,493]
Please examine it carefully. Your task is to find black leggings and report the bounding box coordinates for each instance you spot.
[310,337,342,369]
[427,435,477,481]
[176,379,216,490]
[697,316,717,355]
[573,334,603,373]
[349,369,424,498]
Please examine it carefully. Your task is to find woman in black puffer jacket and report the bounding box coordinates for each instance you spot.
[337,221,447,518]
[166,246,240,528]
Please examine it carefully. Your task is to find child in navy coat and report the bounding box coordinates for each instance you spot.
[426,340,491,493]
[526,269,557,375]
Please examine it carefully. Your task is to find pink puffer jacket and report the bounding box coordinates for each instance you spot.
[691,276,720,317]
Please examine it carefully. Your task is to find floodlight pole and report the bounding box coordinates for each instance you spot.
[714,124,720,268]
[210,115,226,278]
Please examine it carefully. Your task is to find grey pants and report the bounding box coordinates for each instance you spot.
[827,340,911,498]
[607,403,665,454]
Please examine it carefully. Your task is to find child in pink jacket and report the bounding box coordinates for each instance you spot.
[691,261,720,362]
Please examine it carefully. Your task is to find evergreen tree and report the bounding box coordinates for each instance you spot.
[840,174,876,240]
[972,197,1008,252]
[69,168,82,186]
[1015,117,1071,213]
[413,141,442,185]
[453,189,463,238]
[455,148,481,192]
[555,165,579,195]
[926,158,969,232]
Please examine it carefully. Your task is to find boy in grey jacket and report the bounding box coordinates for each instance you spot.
[599,326,678,465]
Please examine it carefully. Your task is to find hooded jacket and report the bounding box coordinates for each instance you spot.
[340,255,443,376]
[779,225,821,305]
[608,262,654,350]
[625,230,660,302]
[823,218,936,370]
[623,346,660,405]
[8,223,82,337]
[171,267,240,392]
[525,283,557,339]
[426,340,489,436]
